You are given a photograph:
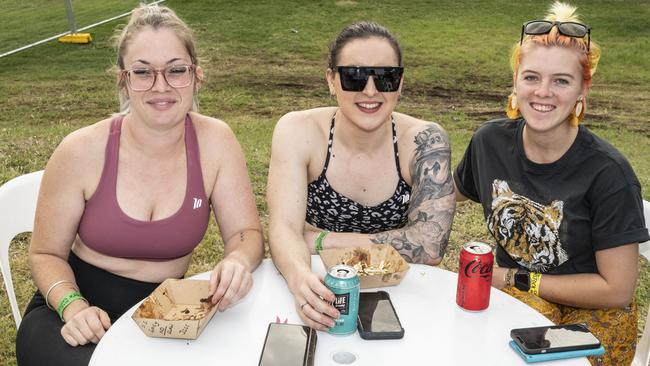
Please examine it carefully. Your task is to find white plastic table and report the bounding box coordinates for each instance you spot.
[90,257,589,366]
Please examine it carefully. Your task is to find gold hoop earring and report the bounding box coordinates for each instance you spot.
[506,91,520,119]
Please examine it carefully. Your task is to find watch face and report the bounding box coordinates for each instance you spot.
[515,271,530,291]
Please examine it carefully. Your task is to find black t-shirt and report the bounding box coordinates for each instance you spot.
[455,118,649,274]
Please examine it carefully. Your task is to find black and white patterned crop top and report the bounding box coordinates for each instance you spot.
[305,115,412,233]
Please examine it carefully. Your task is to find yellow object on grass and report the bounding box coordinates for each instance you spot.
[58,33,92,44]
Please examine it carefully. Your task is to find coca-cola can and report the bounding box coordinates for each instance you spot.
[456,241,493,311]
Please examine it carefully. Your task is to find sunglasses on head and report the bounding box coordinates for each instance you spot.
[520,20,591,51]
[336,66,404,92]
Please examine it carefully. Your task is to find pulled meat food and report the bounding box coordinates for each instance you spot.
[341,248,394,276]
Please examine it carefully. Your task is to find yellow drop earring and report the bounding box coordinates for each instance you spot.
[506,91,520,119]
[569,97,585,127]
[575,98,583,117]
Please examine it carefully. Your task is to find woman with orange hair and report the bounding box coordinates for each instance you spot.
[454,2,648,365]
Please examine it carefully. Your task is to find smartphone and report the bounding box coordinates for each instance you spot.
[509,340,605,363]
[258,323,317,366]
[357,291,404,340]
[510,323,601,354]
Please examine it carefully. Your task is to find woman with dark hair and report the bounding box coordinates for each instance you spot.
[454,2,649,365]
[267,21,455,331]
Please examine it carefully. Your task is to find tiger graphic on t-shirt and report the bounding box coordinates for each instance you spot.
[488,179,568,272]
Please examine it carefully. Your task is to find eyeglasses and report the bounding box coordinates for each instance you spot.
[122,64,195,91]
[520,20,591,51]
[336,66,404,92]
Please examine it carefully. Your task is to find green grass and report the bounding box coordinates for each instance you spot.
[0,1,149,55]
[1,1,649,365]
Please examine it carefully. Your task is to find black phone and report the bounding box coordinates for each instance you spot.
[510,323,601,354]
[258,323,317,366]
[357,291,404,340]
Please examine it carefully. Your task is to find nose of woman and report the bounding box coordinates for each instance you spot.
[533,79,554,98]
[362,76,379,97]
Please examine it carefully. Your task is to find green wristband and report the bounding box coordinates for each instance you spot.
[315,231,330,253]
[56,291,86,321]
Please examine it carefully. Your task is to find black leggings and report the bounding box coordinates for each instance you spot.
[15,252,161,366]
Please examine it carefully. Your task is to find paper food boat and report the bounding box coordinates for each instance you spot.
[319,244,410,289]
[132,279,218,340]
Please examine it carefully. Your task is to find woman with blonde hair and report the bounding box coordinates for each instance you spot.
[454,2,648,365]
[15,4,263,365]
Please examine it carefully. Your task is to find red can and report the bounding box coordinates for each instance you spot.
[456,241,494,311]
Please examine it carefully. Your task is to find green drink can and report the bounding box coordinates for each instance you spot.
[324,264,360,335]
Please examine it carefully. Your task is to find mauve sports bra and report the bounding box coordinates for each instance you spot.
[77,115,210,260]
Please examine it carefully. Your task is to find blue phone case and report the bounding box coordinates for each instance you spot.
[509,340,604,363]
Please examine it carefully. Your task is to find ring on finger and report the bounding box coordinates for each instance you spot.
[300,302,308,310]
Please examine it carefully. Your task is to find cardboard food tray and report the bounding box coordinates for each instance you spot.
[132,279,218,340]
[319,244,410,289]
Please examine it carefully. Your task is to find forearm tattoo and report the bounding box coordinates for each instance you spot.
[370,124,455,264]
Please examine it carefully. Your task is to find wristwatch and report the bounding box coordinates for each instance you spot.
[514,269,530,292]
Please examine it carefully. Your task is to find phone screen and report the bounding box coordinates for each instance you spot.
[259,323,314,366]
[511,324,600,354]
[358,291,402,333]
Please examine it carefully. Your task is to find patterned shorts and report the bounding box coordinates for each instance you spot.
[501,287,637,366]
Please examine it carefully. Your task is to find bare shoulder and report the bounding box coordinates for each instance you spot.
[188,113,245,194]
[273,107,335,155]
[396,113,450,154]
[42,118,112,195]
[274,107,335,137]
[395,113,449,144]
[49,118,112,171]
[189,112,243,170]
[190,112,237,143]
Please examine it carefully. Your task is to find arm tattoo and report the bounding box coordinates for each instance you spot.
[409,126,454,207]
[370,124,455,264]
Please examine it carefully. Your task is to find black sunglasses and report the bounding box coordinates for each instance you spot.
[336,66,404,92]
[520,20,591,51]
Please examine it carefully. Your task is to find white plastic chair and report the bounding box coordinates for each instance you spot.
[0,170,43,328]
[632,199,650,366]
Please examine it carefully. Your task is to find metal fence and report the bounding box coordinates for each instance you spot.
[0,0,164,58]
